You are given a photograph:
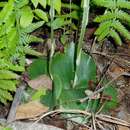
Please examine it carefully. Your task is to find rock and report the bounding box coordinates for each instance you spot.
[0,119,63,130]
[9,121,63,130]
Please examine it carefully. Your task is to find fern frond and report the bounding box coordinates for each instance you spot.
[94,10,130,24]
[117,10,130,24]
[0,89,13,102]
[117,0,130,9]
[110,29,122,45]
[97,28,109,41]
[112,20,130,40]
[20,34,43,45]
[92,0,115,9]
[24,46,43,56]
[94,11,116,23]
[0,0,14,24]
[0,80,16,91]
[0,96,7,104]
[95,21,112,35]
[0,2,7,7]
[0,70,19,79]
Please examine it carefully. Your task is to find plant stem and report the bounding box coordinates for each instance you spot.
[73,0,90,88]
[50,0,55,58]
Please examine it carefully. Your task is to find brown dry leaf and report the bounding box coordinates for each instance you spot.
[109,63,125,78]
[28,75,52,90]
[15,101,49,120]
[118,125,130,130]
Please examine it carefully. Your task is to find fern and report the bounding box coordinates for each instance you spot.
[110,29,122,45]
[93,0,130,45]
[95,21,112,35]
[92,0,115,9]
[112,20,130,40]
[0,0,45,104]
[116,0,130,9]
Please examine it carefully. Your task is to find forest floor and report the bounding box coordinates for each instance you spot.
[1,12,130,130]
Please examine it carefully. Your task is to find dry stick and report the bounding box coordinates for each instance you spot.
[29,109,130,128]
[96,120,105,130]
[99,114,130,124]
[80,71,130,103]
[92,112,97,130]
[7,83,26,123]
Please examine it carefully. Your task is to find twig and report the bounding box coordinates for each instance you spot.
[29,109,130,128]
[92,112,96,130]
[80,71,128,103]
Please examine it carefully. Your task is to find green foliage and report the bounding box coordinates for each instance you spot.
[28,43,118,112]
[28,58,48,79]
[26,0,118,115]
[93,0,130,45]
[0,0,45,104]
[103,86,118,111]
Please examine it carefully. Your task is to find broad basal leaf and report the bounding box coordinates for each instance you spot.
[103,85,118,111]
[60,88,87,109]
[50,42,75,90]
[28,58,48,79]
[74,52,96,89]
[53,74,62,100]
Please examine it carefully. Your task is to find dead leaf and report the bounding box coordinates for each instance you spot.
[28,75,52,90]
[118,125,130,130]
[15,101,49,120]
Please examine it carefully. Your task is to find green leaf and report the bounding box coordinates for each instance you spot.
[22,21,45,33]
[58,11,81,20]
[60,88,87,109]
[31,0,38,8]
[24,46,43,57]
[74,52,96,88]
[54,0,61,14]
[0,2,7,7]
[20,6,34,28]
[38,0,47,8]
[32,89,46,100]
[0,70,19,79]
[50,42,75,89]
[47,0,61,14]
[103,86,118,111]
[15,0,29,8]
[28,58,48,79]
[0,0,14,23]
[0,89,13,101]
[48,18,71,30]
[0,80,16,91]
[53,75,63,100]
[34,9,48,22]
